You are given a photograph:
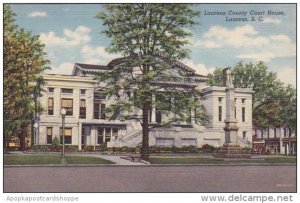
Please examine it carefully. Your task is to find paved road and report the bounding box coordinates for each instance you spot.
[4,165,296,192]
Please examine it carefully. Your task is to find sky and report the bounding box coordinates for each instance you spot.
[9,3,296,86]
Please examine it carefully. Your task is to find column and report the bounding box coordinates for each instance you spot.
[191,96,195,124]
[78,123,82,150]
[94,127,97,150]
[151,93,156,123]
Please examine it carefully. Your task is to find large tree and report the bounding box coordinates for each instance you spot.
[97,4,203,160]
[207,61,296,130]
[4,5,49,150]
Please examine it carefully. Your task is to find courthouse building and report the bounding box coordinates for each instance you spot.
[35,56,253,150]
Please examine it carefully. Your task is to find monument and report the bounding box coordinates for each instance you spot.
[214,68,251,158]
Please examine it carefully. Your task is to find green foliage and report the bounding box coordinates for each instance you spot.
[201,144,215,153]
[4,5,50,150]
[97,4,203,160]
[52,137,60,148]
[206,61,296,129]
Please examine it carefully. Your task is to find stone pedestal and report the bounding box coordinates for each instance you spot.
[214,86,251,158]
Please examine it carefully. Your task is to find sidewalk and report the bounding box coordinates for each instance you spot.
[67,153,147,165]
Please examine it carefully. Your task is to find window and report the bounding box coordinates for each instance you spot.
[61,98,73,116]
[105,128,111,142]
[218,97,222,102]
[94,91,106,100]
[94,103,106,119]
[243,131,247,139]
[218,106,222,121]
[61,88,73,94]
[48,87,54,93]
[97,128,104,144]
[80,89,86,95]
[47,127,53,144]
[156,111,162,123]
[81,127,85,145]
[181,138,197,146]
[101,104,106,119]
[60,128,72,144]
[48,98,54,115]
[80,99,86,119]
[242,107,245,122]
[156,138,174,146]
[242,99,246,103]
[112,128,118,140]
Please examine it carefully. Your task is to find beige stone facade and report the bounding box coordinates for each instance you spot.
[36,61,253,149]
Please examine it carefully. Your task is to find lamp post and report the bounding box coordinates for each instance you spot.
[33,122,38,145]
[61,108,66,159]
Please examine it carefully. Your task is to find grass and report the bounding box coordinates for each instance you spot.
[4,155,114,165]
[65,156,114,164]
[4,155,61,165]
[149,157,296,164]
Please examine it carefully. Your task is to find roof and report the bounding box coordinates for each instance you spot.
[75,63,111,70]
[72,53,205,76]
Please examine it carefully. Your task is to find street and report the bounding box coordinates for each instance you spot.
[4,165,296,192]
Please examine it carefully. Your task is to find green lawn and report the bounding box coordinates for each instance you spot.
[4,155,114,165]
[65,156,114,164]
[149,157,296,164]
[4,155,61,165]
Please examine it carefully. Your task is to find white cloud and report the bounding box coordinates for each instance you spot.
[28,11,47,18]
[183,60,215,76]
[39,26,91,47]
[44,62,74,75]
[192,25,295,62]
[262,17,282,25]
[81,45,121,64]
[237,34,295,62]
[194,25,269,49]
[277,67,296,87]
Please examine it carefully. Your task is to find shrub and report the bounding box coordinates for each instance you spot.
[52,137,60,148]
[201,144,215,153]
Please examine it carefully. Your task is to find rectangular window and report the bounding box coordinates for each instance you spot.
[97,128,104,144]
[61,88,73,94]
[112,128,118,140]
[156,138,174,146]
[94,103,100,119]
[242,99,246,103]
[80,89,86,95]
[80,99,86,119]
[47,127,52,144]
[274,128,277,138]
[81,127,85,145]
[242,107,245,122]
[181,138,197,146]
[105,128,111,142]
[218,97,222,102]
[60,128,72,144]
[48,98,54,115]
[100,104,106,119]
[61,98,73,116]
[218,106,222,121]
[243,131,247,139]
[156,111,162,123]
[94,103,106,119]
[94,91,106,100]
[48,87,54,93]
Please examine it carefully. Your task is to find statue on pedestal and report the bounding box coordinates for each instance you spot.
[223,68,234,88]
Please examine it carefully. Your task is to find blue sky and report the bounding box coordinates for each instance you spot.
[10,3,296,86]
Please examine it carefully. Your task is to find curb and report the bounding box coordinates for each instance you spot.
[4,163,296,167]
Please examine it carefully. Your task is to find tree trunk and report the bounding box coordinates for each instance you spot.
[19,122,28,151]
[141,105,150,161]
